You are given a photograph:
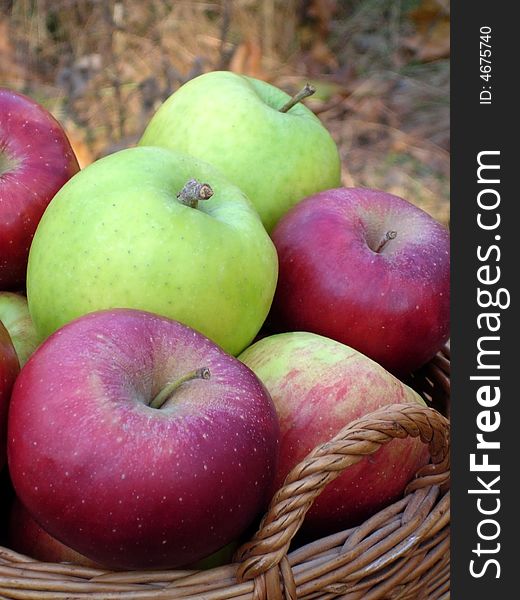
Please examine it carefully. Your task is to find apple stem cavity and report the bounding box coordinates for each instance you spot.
[176,179,214,209]
[0,149,21,178]
[150,367,211,409]
[279,83,316,113]
[375,230,397,253]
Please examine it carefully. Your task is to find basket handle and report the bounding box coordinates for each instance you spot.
[234,403,450,599]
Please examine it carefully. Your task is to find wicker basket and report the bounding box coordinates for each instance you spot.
[0,348,450,600]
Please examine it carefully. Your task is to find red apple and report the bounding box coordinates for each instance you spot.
[0,321,18,470]
[8,497,101,567]
[0,88,80,290]
[7,309,279,570]
[239,332,430,537]
[269,187,450,376]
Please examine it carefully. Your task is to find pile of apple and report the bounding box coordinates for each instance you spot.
[0,71,449,571]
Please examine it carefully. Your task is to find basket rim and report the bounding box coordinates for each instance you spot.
[0,350,451,600]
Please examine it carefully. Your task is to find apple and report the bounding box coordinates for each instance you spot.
[0,88,80,290]
[239,332,430,536]
[0,321,18,470]
[268,188,450,375]
[26,146,278,356]
[8,495,235,569]
[7,309,280,570]
[139,71,341,232]
[8,497,101,567]
[0,292,39,368]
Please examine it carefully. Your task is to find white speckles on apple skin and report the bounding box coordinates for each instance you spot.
[7,309,280,569]
[270,187,449,375]
[0,89,80,289]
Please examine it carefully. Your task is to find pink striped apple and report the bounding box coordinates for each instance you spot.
[240,332,430,537]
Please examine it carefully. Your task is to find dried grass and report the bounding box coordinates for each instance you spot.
[1,0,449,223]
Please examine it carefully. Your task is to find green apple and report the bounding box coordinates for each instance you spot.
[139,71,341,233]
[0,292,39,368]
[26,147,278,356]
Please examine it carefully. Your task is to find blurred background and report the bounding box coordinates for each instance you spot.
[1,0,449,224]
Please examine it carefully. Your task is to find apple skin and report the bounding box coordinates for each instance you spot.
[7,309,280,570]
[0,321,19,470]
[8,497,101,568]
[139,71,341,233]
[269,188,450,376]
[0,292,39,368]
[26,146,278,356]
[239,332,430,536]
[8,495,234,570]
[0,88,80,290]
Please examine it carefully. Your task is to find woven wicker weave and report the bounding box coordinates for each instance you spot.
[0,348,450,599]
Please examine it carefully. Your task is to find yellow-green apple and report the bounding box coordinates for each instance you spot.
[0,321,18,470]
[269,188,450,375]
[26,146,278,356]
[0,292,39,367]
[0,88,79,290]
[239,332,430,536]
[8,497,101,567]
[8,309,280,569]
[139,71,341,232]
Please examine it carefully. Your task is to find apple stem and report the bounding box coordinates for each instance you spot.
[375,230,397,253]
[177,179,214,209]
[150,367,211,409]
[279,83,316,113]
